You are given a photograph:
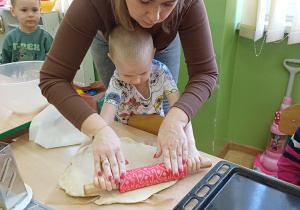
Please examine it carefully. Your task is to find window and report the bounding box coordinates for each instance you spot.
[265,0,297,33]
[239,0,300,49]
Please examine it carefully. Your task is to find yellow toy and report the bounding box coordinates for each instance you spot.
[76,89,84,95]
[41,0,57,12]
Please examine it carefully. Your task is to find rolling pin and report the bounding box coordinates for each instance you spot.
[84,158,212,195]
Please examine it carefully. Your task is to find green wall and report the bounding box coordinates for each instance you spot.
[229,37,300,149]
[213,0,240,154]
[178,0,300,155]
[178,0,239,155]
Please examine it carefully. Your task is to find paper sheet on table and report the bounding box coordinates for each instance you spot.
[44,152,218,209]
[58,137,178,205]
[29,104,86,148]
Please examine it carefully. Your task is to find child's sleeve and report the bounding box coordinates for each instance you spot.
[104,73,122,107]
[277,126,300,185]
[162,64,178,95]
[44,33,54,53]
[1,36,12,64]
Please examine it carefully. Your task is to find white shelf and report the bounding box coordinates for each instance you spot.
[7,24,18,28]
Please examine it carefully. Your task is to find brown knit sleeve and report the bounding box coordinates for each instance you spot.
[39,0,109,130]
[174,0,218,121]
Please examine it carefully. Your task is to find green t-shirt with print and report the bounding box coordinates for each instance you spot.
[1,26,53,64]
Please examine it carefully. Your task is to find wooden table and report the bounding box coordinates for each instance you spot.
[0,105,40,143]
[10,121,222,209]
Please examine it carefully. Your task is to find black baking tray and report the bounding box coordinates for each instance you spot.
[174,161,300,210]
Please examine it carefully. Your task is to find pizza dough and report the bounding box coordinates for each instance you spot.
[58,137,178,205]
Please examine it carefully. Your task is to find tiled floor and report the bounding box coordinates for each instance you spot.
[217,141,264,169]
[223,149,257,169]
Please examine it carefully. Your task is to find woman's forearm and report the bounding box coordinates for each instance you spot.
[166,107,189,126]
[80,113,109,138]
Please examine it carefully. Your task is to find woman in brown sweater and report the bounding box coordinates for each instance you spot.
[39,0,218,189]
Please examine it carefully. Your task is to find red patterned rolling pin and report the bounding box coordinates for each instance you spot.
[84,159,212,195]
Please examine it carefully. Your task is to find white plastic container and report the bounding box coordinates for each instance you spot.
[0,61,48,114]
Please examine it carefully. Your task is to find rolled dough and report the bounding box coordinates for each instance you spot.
[58,137,178,205]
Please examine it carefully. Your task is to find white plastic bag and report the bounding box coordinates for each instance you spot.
[29,104,86,148]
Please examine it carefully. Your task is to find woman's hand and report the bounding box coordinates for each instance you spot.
[93,173,118,191]
[92,125,126,186]
[154,107,189,175]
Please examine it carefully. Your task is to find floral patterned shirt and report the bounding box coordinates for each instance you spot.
[104,59,178,124]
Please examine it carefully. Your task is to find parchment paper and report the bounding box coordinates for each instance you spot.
[58,137,178,205]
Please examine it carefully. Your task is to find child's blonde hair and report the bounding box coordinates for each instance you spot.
[11,0,41,7]
[111,0,185,33]
[109,24,154,62]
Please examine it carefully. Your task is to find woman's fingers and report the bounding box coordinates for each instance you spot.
[162,145,185,175]
[162,148,172,173]
[99,176,117,191]
[182,140,188,165]
[100,156,113,182]
[170,148,179,175]
[176,147,183,173]
[187,158,193,171]
[108,156,120,184]
[156,112,188,175]
[93,156,120,192]
[186,156,203,171]
[94,154,102,177]
[99,176,110,191]
[116,152,126,180]
[95,154,125,185]
[93,172,101,187]
[93,175,117,191]
[99,154,127,184]
[159,140,187,175]
[92,126,126,184]
[158,133,187,175]
[154,143,162,159]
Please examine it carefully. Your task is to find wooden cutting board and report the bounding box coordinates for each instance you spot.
[278,104,300,135]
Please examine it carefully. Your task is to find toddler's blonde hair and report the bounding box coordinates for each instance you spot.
[109,24,154,62]
[11,0,41,7]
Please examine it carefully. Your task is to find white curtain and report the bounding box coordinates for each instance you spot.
[288,0,300,44]
[239,0,300,45]
[54,0,73,18]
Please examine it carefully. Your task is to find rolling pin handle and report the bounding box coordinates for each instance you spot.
[201,158,212,168]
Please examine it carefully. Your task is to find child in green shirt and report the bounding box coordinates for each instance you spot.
[1,0,53,64]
